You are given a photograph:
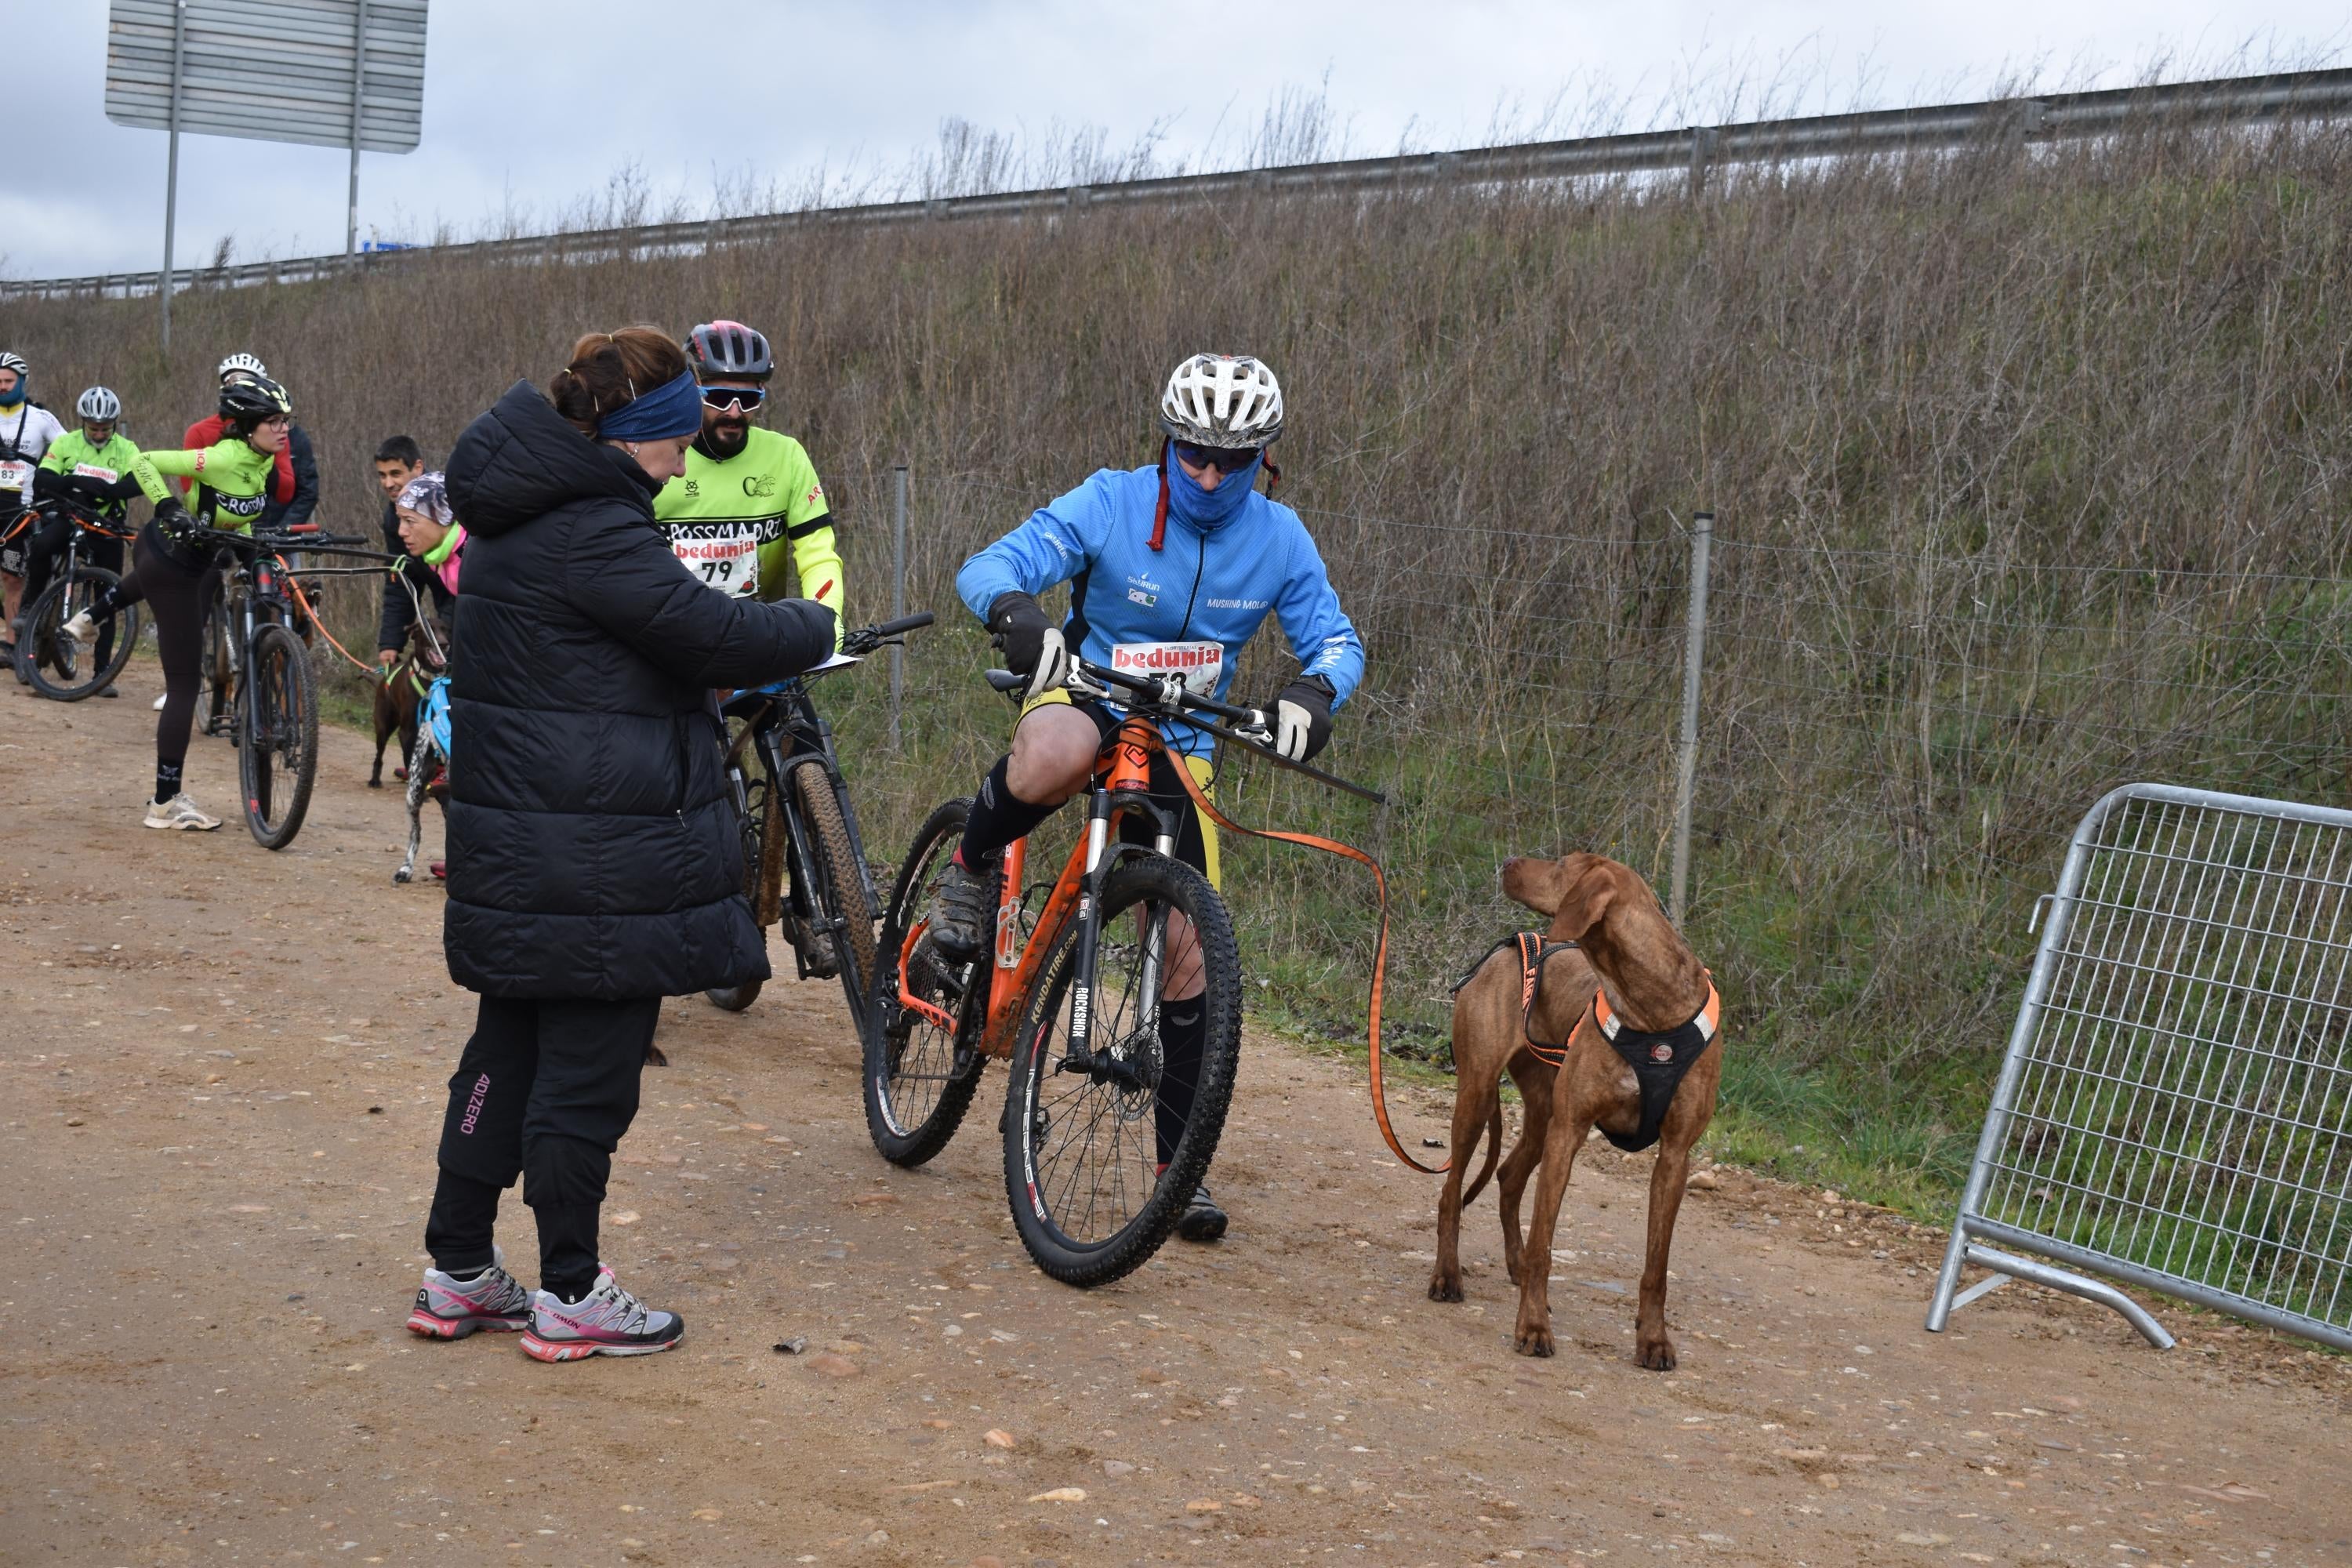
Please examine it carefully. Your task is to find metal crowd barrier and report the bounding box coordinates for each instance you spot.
[1927,782,2352,1351]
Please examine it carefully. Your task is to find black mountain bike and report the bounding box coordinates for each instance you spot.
[187,523,370,849]
[14,495,142,700]
[706,612,935,1030]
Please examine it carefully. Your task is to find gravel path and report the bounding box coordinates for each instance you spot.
[4,666,2347,1567]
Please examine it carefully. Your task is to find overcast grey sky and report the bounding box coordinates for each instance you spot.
[10,0,2345,280]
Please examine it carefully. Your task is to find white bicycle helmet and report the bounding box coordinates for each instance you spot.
[1159,354,1284,448]
[77,387,122,422]
[218,350,267,383]
[0,351,27,378]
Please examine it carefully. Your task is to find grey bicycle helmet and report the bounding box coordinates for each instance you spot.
[685,320,773,382]
[218,351,268,383]
[77,387,122,423]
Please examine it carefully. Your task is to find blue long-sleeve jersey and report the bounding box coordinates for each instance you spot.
[957,463,1366,759]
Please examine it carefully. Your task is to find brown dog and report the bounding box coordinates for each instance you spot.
[1428,851,1722,1368]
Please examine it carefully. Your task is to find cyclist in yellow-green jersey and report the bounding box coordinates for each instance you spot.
[653,321,844,643]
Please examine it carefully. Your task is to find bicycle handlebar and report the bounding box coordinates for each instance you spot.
[985,656,1388,805]
[870,611,935,638]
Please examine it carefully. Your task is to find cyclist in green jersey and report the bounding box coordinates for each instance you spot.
[63,376,294,830]
[653,321,844,641]
[24,387,147,690]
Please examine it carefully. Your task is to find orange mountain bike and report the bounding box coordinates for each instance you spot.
[864,656,1384,1287]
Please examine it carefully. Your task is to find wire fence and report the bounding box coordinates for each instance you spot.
[776,470,2352,1105]
[290,463,2350,1170]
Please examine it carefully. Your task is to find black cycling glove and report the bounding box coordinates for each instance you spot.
[988,591,1072,701]
[1267,675,1337,763]
[154,495,198,540]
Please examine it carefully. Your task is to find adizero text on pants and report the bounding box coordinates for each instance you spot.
[432,995,660,1294]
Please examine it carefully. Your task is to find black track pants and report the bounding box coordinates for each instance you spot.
[427,994,661,1297]
[118,521,220,784]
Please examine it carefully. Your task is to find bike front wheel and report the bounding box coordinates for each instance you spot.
[1002,853,1243,1288]
[239,622,318,849]
[862,798,987,1167]
[792,758,881,1040]
[20,567,140,701]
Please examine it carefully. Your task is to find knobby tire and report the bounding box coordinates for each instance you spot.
[239,622,318,850]
[1002,854,1243,1289]
[863,798,987,1167]
[792,759,880,1040]
[20,567,140,701]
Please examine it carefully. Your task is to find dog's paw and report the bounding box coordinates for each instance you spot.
[1636,1333,1677,1371]
[1512,1316,1555,1357]
[367,779,382,789]
[1427,1272,1465,1304]
[394,868,413,884]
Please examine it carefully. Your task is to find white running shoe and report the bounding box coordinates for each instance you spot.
[151,691,169,711]
[143,793,221,831]
[520,1265,684,1362]
[405,1245,533,1339]
[57,608,96,647]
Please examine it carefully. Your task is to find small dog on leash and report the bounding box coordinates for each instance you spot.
[1428,851,1722,1368]
[393,675,450,886]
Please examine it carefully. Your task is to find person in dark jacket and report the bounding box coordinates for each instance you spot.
[258,419,319,532]
[370,434,443,669]
[405,325,835,1363]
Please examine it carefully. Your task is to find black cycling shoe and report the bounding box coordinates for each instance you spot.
[926,855,996,962]
[1177,1183,1228,1243]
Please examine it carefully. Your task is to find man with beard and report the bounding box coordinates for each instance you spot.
[652,321,843,641]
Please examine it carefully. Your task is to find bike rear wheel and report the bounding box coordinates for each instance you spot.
[239,622,318,849]
[20,567,140,700]
[1002,853,1243,1287]
[793,759,881,1040]
[863,798,988,1167]
[198,596,232,738]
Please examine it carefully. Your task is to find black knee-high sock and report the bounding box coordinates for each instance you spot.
[956,755,1060,866]
[1156,996,1207,1169]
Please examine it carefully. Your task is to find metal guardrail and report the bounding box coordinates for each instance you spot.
[10,66,2352,302]
[1926,782,2352,1352]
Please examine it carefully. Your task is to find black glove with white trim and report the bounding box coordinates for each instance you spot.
[987,591,1071,702]
[1267,675,1336,763]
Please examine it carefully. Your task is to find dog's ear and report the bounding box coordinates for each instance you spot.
[1547,853,1624,942]
[1500,856,1568,917]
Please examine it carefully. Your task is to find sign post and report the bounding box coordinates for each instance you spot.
[159,0,185,353]
[105,0,427,352]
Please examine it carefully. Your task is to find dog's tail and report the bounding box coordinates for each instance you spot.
[1457,1098,1506,1207]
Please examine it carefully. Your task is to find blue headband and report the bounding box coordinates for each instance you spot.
[595,368,703,442]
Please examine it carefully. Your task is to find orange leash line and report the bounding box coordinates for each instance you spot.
[1163,748,1446,1176]
[286,571,377,677]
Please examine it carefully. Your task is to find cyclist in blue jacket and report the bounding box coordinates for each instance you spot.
[933,352,1365,1242]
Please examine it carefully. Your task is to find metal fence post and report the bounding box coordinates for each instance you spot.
[1668,510,1714,922]
[890,464,909,750]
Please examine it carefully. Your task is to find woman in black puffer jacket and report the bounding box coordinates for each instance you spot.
[406,326,833,1363]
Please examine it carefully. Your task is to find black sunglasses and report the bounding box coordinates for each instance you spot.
[1173,441,1261,472]
[700,384,767,412]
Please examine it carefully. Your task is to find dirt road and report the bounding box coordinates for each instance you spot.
[3,668,2348,1568]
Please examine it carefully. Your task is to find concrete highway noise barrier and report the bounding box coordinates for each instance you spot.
[1927,782,2352,1352]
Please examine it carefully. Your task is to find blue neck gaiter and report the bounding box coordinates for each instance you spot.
[1166,448,1258,533]
[0,382,24,409]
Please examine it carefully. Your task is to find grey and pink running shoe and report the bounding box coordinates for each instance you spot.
[405,1246,532,1339]
[519,1266,684,1362]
